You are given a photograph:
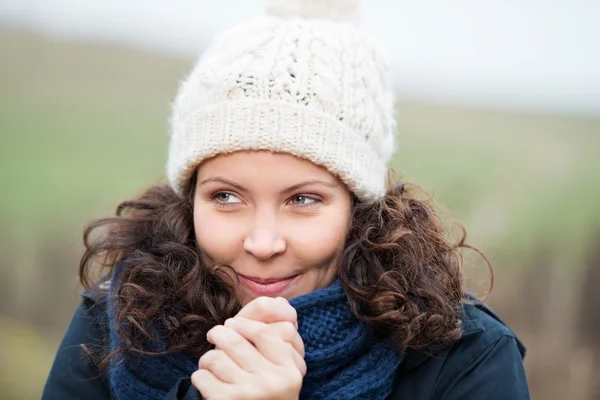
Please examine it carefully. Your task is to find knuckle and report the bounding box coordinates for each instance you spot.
[254,296,274,313]
[286,340,295,350]
[288,306,298,321]
[298,343,305,357]
[256,326,274,340]
[291,370,304,388]
[284,342,297,356]
[299,360,307,377]
[213,326,245,348]
[280,321,296,336]
[203,349,217,361]
[199,349,223,366]
[276,296,290,306]
[191,369,208,389]
[210,324,226,336]
[258,368,303,396]
[260,374,285,394]
[223,334,245,348]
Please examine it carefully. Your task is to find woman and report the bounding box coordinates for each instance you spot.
[42,0,530,399]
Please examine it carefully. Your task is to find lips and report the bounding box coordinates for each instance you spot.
[238,273,299,296]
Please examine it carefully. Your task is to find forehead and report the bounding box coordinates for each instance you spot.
[197,151,337,181]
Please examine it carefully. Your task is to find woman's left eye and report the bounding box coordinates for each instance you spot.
[289,195,318,206]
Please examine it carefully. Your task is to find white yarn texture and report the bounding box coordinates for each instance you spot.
[167,2,395,200]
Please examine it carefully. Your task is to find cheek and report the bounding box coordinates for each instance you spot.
[194,208,243,263]
[289,215,349,264]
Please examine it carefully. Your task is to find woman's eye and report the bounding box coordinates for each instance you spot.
[213,192,241,204]
[289,195,317,206]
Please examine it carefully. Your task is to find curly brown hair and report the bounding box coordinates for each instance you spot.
[81,176,490,365]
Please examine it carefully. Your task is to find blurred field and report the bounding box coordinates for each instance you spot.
[1,28,599,399]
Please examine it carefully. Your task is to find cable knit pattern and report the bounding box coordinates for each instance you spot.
[108,272,402,399]
[167,0,396,200]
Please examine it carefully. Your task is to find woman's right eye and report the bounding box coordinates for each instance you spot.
[212,192,242,205]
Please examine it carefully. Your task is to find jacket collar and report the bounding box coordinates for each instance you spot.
[400,297,526,371]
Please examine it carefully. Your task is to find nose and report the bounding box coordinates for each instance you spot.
[243,214,286,260]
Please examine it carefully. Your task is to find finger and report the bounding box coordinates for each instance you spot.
[191,368,234,399]
[223,317,303,371]
[207,325,265,373]
[227,318,305,357]
[236,296,298,328]
[198,349,247,384]
[268,321,305,357]
[225,317,306,375]
[292,348,307,377]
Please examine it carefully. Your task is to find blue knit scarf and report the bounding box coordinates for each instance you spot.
[108,277,403,399]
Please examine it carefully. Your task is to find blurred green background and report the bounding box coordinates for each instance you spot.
[1,27,599,400]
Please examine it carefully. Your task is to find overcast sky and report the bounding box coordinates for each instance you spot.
[1,0,599,116]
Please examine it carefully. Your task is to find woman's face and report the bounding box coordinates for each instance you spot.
[193,151,352,305]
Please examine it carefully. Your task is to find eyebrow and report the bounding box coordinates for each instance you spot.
[200,177,248,192]
[199,177,338,193]
[285,179,339,192]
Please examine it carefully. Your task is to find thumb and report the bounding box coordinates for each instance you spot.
[236,296,298,328]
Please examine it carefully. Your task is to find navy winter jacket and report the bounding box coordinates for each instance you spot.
[42,292,530,399]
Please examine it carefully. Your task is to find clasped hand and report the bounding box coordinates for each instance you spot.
[191,297,306,400]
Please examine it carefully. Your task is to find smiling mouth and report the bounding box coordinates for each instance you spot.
[237,273,300,296]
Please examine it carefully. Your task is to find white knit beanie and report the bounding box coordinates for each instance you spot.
[167,0,396,201]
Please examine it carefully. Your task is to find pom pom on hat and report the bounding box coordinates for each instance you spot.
[265,0,360,23]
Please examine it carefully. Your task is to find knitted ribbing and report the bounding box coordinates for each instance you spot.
[290,280,403,399]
